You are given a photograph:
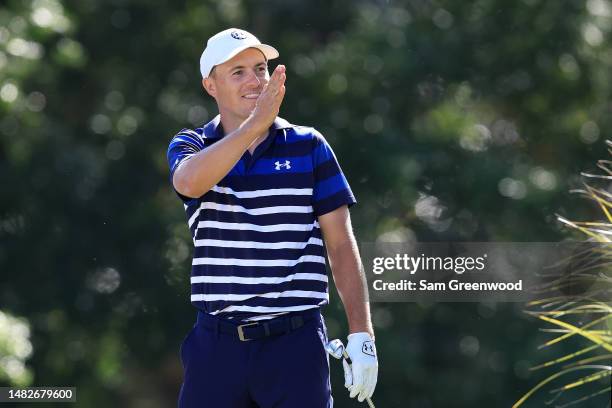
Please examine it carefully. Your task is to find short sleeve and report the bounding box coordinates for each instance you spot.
[312,131,356,216]
[167,130,206,202]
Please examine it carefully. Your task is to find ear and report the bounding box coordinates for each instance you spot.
[202,77,217,98]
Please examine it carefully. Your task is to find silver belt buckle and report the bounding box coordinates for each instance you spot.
[237,322,259,341]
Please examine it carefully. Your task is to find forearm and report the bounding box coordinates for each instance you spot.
[173,118,266,198]
[329,239,374,337]
[173,65,287,199]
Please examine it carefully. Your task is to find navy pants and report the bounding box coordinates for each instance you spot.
[178,309,333,408]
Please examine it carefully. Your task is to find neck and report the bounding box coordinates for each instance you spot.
[218,111,245,135]
[219,110,269,134]
[218,111,270,153]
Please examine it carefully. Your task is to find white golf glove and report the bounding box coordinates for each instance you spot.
[343,332,378,402]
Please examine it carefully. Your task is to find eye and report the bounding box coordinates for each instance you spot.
[233,70,242,76]
[256,66,268,75]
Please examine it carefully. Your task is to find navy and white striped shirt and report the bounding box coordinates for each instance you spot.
[167,116,356,322]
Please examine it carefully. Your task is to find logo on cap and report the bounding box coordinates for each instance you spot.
[231,30,247,40]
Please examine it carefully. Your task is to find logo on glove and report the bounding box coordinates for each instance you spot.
[362,341,375,356]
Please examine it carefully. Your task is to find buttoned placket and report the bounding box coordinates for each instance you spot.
[242,128,277,173]
[203,116,291,176]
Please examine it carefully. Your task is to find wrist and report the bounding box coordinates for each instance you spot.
[348,331,375,342]
[243,113,271,138]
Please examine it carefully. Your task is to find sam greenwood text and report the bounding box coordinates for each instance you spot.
[372,280,523,291]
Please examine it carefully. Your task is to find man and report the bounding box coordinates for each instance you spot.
[167,28,378,408]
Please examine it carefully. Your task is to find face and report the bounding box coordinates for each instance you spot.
[203,48,269,124]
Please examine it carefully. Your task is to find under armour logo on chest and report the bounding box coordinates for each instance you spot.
[274,160,291,170]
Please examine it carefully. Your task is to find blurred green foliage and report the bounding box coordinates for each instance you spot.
[1,0,610,406]
[0,310,33,386]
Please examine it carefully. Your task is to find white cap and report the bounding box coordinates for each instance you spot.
[199,28,279,78]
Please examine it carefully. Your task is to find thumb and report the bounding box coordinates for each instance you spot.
[342,359,353,388]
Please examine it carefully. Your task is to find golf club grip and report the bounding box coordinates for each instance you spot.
[342,350,352,364]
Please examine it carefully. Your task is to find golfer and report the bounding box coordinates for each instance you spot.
[167,28,378,407]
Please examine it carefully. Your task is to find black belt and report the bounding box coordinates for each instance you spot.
[196,309,319,341]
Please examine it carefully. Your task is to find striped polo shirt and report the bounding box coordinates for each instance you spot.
[167,115,356,322]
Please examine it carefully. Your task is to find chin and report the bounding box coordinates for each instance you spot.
[242,103,257,115]
[236,109,255,122]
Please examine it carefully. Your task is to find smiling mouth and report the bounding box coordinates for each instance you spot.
[242,93,260,99]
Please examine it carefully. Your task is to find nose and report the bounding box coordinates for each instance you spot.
[245,69,264,89]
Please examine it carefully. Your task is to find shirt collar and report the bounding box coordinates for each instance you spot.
[202,115,292,139]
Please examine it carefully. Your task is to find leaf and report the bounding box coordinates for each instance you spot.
[512,366,611,408]
[528,344,600,371]
[548,369,611,393]
[534,314,612,351]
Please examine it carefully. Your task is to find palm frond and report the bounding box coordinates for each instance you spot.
[514,140,612,407]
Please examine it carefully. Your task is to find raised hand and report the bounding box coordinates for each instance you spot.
[247,64,286,132]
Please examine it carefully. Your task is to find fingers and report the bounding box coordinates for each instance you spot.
[361,366,377,401]
[349,365,364,399]
[272,64,286,81]
[366,368,377,399]
[346,363,377,402]
[357,367,373,402]
[276,84,286,107]
[266,65,286,95]
[342,359,353,388]
[257,65,286,109]
[357,372,368,401]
